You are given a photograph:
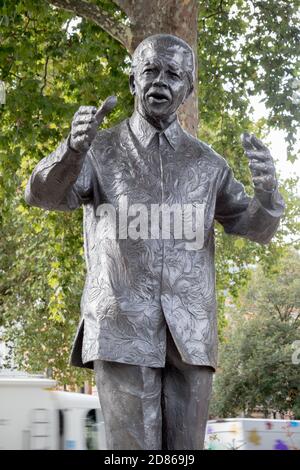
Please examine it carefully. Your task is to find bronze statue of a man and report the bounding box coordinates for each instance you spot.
[25,34,285,450]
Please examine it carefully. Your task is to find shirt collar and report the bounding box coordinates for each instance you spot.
[129,111,183,150]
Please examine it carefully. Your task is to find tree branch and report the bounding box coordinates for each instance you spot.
[274,304,283,321]
[293,311,300,323]
[40,56,49,95]
[47,0,132,50]
[112,0,134,20]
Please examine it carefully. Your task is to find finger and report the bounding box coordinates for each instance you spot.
[95,95,117,125]
[245,150,270,162]
[242,132,255,151]
[249,165,265,177]
[73,119,98,131]
[72,123,96,137]
[251,134,268,151]
[250,167,274,179]
[253,175,275,187]
[252,176,266,187]
[73,116,96,125]
[249,162,274,173]
[73,108,97,124]
[76,106,97,115]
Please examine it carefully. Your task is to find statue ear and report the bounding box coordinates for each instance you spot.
[129,74,136,96]
[183,81,194,102]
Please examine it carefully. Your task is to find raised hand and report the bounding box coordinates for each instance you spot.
[69,96,117,153]
[242,132,277,192]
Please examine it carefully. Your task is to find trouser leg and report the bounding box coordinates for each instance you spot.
[94,360,162,450]
[161,329,214,450]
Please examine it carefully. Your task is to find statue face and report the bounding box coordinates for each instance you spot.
[131,46,190,121]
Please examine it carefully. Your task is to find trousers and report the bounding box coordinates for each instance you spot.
[94,328,213,450]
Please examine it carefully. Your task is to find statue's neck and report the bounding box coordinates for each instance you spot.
[136,104,176,131]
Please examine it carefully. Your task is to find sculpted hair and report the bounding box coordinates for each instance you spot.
[131,34,195,95]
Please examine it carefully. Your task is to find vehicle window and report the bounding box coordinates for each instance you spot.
[58,410,64,450]
[84,409,99,450]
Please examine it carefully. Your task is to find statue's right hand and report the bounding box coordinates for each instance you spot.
[69,96,117,153]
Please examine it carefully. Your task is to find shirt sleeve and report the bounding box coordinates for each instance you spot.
[215,164,285,244]
[24,136,94,211]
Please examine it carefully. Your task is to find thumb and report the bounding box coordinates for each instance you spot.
[95,95,117,125]
[241,132,254,152]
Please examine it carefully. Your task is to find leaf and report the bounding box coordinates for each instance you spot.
[234,238,246,250]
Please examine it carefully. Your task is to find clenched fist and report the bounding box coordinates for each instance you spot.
[242,132,277,192]
[69,96,117,153]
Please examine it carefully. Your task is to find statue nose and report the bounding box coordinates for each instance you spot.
[153,71,167,86]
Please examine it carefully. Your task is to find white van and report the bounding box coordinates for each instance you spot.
[0,371,106,450]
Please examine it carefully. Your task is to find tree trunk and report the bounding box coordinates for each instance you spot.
[84,381,93,394]
[125,0,199,136]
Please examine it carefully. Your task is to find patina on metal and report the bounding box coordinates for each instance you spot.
[25,34,285,450]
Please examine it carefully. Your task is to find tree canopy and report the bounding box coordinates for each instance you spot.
[0,0,299,385]
[210,249,300,419]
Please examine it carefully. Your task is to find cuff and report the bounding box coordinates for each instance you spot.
[254,185,285,216]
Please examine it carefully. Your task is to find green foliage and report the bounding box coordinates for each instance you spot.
[0,0,299,385]
[198,0,300,159]
[198,0,300,329]
[0,0,132,384]
[210,250,300,418]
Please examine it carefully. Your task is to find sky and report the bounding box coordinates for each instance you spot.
[249,96,299,191]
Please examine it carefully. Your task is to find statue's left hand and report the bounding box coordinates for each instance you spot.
[242,132,277,191]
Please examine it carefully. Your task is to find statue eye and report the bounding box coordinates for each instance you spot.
[168,71,180,79]
[143,68,155,74]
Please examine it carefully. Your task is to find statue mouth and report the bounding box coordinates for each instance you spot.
[147,90,170,104]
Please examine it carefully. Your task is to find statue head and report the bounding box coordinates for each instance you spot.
[130,34,195,124]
